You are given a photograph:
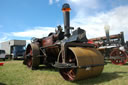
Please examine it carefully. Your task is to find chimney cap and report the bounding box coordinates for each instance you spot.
[62,3,71,12]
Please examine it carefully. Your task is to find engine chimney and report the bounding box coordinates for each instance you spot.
[104,25,110,44]
[62,3,71,38]
[120,32,125,46]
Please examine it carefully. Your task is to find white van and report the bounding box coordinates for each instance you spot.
[0,50,6,61]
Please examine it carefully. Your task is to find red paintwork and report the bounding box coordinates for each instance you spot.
[0,63,4,66]
[42,36,54,47]
[88,40,94,44]
[110,50,128,65]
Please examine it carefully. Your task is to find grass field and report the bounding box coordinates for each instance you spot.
[0,60,128,85]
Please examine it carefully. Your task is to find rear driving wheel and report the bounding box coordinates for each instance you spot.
[24,44,33,68]
[26,48,33,68]
[110,49,128,65]
[24,43,40,69]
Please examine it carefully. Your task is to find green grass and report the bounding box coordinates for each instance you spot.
[0,60,128,85]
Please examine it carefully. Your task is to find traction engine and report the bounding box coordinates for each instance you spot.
[89,25,128,65]
[23,3,104,81]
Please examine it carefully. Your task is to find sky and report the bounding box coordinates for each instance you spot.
[0,0,128,44]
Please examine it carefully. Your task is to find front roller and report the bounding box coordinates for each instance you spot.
[59,47,104,81]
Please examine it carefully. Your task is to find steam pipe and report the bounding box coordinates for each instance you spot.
[62,3,71,38]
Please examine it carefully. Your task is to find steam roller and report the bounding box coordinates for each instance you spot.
[23,3,104,81]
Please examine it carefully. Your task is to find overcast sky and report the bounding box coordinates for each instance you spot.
[0,0,128,43]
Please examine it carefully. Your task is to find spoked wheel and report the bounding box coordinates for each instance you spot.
[26,49,33,68]
[27,49,32,68]
[110,49,128,65]
[23,43,40,69]
[27,57,32,67]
